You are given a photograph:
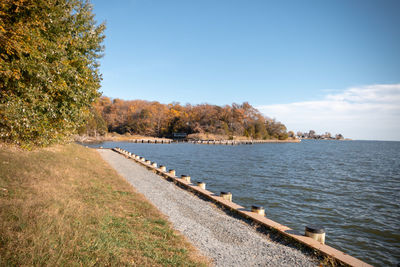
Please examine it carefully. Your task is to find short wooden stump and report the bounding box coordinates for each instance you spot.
[220,191,232,201]
[305,225,325,244]
[181,175,191,183]
[251,205,265,216]
[197,182,206,189]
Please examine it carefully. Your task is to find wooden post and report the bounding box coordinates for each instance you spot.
[220,191,232,201]
[168,169,176,176]
[305,225,325,244]
[140,157,145,162]
[197,182,206,189]
[251,205,265,216]
[181,175,190,183]
[160,165,166,172]
[145,160,151,164]
[151,162,157,167]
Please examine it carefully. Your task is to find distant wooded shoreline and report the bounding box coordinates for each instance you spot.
[79,97,293,141]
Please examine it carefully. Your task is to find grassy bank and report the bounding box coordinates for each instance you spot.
[0,143,208,266]
[75,132,299,143]
[74,133,173,143]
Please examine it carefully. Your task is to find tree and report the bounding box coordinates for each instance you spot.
[95,97,290,140]
[0,0,105,147]
[265,119,287,139]
[335,133,344,140]
[78,107,107,137]
[324,132,331,139]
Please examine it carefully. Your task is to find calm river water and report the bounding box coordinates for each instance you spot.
[87,140,400,266]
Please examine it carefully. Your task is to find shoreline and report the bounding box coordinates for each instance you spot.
[75,134,300,144]
[300,138,352,141]
[74,134,172,143]
[108,147,372,267]
[98,148,319,266]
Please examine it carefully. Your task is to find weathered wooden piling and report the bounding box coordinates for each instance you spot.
[220,191,232,201]
[151,162,157,167]
[305,225,325,244]
[159,165,166,172]
[168,169,176,176]
[145,160,151,164]
[251,205,265,216]
[197,182,206,189]
[181,175,191,183]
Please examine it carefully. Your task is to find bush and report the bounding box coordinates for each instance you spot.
[0,0,105,147]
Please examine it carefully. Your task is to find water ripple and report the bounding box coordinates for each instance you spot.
[88,140,400,266]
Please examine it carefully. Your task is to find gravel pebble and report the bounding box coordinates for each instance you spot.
[98,149,318,266]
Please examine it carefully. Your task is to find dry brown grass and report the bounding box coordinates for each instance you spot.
[0,143,209,266]
[108,133,171,141]
[187,133,231,141]
[75,133,172,143]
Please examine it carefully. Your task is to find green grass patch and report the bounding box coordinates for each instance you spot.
[0,143,209,266]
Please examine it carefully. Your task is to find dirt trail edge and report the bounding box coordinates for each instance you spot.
[97,149,318,267]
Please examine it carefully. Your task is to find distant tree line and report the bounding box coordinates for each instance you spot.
[296,130,344,140]
[79,97,290,140]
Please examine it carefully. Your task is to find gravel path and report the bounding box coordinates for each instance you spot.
[97,149,318,266]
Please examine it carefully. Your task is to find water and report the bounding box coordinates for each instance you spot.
[86,140,400,266]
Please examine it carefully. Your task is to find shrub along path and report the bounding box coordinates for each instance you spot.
[98,149,319,267]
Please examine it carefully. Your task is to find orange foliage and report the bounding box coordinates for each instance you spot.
[94,97,288,139]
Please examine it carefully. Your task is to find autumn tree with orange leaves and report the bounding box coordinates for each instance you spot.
[88,97,289,140]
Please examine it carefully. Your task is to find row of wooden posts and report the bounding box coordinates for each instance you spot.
[113,147,326,245]
[130,139,298,145]
[130,139,172,144]
[130,139,254,145]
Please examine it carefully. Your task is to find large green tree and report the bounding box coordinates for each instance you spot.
[0,0,105,147]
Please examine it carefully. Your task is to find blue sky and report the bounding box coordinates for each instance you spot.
[92,0,400,141]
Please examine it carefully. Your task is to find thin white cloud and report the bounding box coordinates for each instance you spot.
[257,84,400,141]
